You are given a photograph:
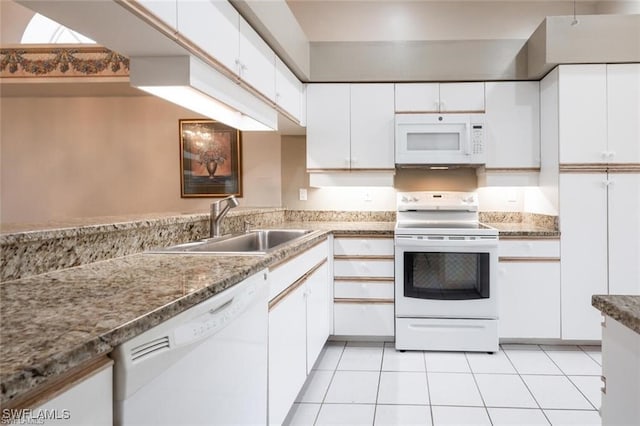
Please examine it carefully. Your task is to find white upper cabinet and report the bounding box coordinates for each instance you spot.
[439,83,485,112]
[177,0,240,74]
[307,84,394,170]
[485,82,540,168]
[607,64,640,164]
[559,64,640,164]
[350,84,395,169]
[175,1,281,104]
[395,82,485,112]
[239,18,276,101]
[275,57,303,121]
[395,83,439,112]
[558,65,608,164]
[307,84,351,169]
[137,0,177,29]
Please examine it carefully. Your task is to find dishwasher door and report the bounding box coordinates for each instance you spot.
[112,270,268,425]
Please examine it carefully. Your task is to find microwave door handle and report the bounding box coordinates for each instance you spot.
[463,124,472,156]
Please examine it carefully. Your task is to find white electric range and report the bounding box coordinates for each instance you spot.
[394,191,499,352]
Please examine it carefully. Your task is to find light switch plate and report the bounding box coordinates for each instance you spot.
[299,188,308,201]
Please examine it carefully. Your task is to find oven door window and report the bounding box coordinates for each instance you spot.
[403,252,490,300]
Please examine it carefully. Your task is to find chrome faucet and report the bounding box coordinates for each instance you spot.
[210,195,239,237]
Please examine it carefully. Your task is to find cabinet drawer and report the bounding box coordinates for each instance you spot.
[334,280,394,300]
[498,240,560,258]
[270,239,329,300]
[334,237,394,256]
[334,259,394,278]
[334,303,394,336]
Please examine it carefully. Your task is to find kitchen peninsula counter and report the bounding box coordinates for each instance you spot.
[592,295,640,335]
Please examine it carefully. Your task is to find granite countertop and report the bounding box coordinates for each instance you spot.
[592,295,640,335]
[484,222,560,238]
[0,221,396,406]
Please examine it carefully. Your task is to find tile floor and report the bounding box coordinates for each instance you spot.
[284,341,602,425]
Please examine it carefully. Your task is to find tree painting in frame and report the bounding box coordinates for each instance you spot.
[179,119,242,198]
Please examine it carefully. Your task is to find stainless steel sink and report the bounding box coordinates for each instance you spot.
[151,229,312,254]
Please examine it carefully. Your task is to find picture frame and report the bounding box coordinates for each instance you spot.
[179,119,243,198]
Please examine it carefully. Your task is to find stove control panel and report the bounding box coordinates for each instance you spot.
[397,191,478,211]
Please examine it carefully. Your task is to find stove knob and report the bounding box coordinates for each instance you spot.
[401,196,409,202]
[410,197,419,202]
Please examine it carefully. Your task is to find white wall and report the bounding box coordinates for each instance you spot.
[0,95,281,224]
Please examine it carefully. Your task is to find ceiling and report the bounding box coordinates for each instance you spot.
[285,0,639,42]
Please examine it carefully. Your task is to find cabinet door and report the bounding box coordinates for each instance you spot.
[275,57,302,121]
[350,84,395,169]
[485,82,540,168]
[36,364,112,426]
[607,64,640,163]
[560,173,608,340]
[439,82,485,112]
[177,0,239,74]
[239,18,276,101]
[498,261,560,339]
[558,65,607,164]
[305,263,331,374]
[306,84,350,169]
[268,285,307,425]
[395,83,440,112]
[138,0,177,29]
[608,173,640,295]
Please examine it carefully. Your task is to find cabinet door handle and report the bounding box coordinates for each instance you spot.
[439,101,446,111]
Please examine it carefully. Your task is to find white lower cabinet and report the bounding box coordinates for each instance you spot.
[601,316,640,425]
[498,239,561,340]
[268,239,330,425]
[305,262,331,374]
[268,280,307,425]
[334,302,394,336]
[332,236,395,338]
[33,359,113,426]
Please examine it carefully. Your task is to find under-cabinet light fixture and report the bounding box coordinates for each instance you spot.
[130,56,277,131]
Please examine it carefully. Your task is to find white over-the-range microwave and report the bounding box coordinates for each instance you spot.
[395,113,486,166]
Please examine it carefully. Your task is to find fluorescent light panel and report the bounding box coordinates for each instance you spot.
[137,85,273,131]
[130,56,277,132]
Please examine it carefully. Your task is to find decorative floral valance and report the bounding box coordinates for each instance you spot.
[0,47,129,78]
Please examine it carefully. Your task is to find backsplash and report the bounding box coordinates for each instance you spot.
[0,209,286,282]
[1,208,558,282]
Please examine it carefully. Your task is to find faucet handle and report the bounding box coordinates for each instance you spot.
[243,220,254,233]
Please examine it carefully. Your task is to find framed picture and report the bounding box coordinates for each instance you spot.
[179,119,243,198]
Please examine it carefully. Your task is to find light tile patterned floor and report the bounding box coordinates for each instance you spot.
[285,341,602,426]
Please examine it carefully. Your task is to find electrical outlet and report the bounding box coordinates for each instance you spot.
[299,188,307,201]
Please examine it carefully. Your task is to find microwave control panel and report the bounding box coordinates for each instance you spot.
[471,124,484,154]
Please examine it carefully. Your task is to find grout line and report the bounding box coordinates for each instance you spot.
[501,344,553,425]
[423,349,435,426]
[463,350,493,425]
[313,341,346,426]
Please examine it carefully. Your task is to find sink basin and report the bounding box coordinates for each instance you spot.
[151,229,312,254]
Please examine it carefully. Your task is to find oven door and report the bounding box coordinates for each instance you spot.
[394,236,498,319]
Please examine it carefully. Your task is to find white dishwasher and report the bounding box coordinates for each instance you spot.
[112,269,268,425]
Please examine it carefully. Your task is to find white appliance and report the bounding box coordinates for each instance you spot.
[394,192,499,352]
[112,270,268,425]
[395,113,486,165]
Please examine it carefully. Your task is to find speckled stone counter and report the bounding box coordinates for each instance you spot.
[592,295,640,335]
[0,229,328,406]
[481,212,559,238]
